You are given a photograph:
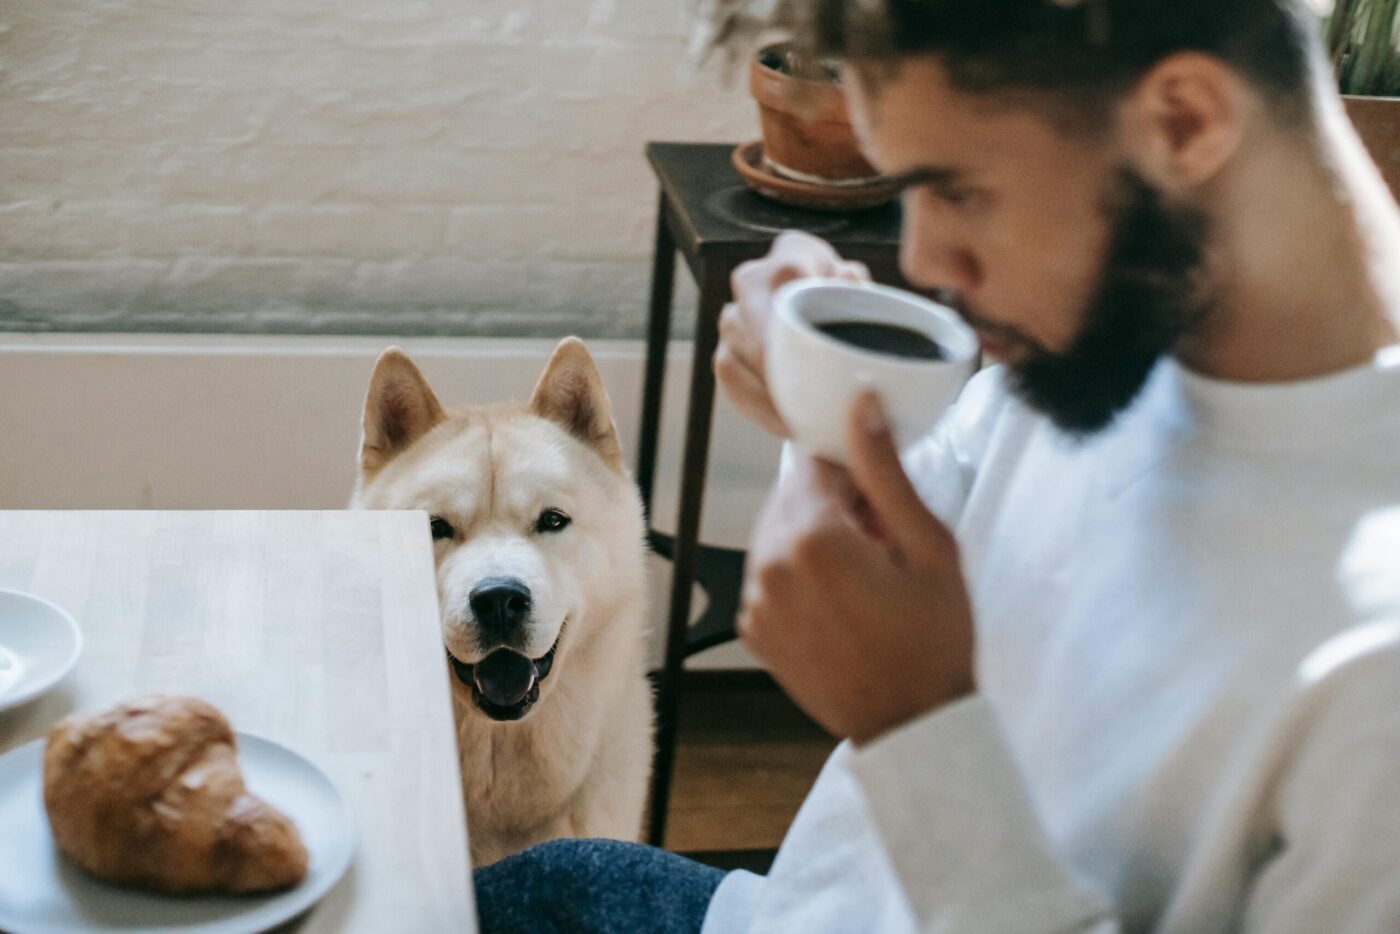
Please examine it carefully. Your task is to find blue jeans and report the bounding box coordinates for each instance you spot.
[473,838,726,934]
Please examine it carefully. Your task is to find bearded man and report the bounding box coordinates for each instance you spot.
[475,2,1400,931]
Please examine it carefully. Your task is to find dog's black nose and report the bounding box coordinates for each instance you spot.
[469,578,532,638]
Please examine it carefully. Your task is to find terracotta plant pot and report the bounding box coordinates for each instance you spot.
[748,42,880,185]
[1343,95,1400,197]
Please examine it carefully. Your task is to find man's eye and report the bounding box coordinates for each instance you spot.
[939,186,974,206]
[535,509,572,534]
[429,515,455,541]
[903,184,981,212]
[942,185,992,210]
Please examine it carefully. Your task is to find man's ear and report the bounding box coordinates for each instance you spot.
[529,337,623,470]
[1122,52,1249,190]
[359,347,446,473]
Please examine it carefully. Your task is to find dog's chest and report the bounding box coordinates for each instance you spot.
[453,693,597,826]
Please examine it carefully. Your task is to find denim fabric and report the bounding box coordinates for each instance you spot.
[473,838,726,934]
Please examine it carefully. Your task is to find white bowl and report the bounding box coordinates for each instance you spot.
[768,278,977,464]
[0,589,82,714]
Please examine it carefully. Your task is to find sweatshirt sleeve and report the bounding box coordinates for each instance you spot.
[850,630,1400,934]
[1237,621,1400,933]
[848,696,1120,934]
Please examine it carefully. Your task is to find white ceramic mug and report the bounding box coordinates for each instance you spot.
[767,278,978,464]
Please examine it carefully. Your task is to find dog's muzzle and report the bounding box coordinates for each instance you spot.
[447,629,561,722]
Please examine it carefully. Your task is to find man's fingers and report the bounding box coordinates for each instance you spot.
[770,260,820,290]
[808,458,860,505]
[717,302,761,370]
[773,230,842,265]
[845,392,954,561]
[717,301,788,436]
[714,344,788,437]
[836,260,872,283]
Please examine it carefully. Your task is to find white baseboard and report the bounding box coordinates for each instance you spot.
[0,332,774,668]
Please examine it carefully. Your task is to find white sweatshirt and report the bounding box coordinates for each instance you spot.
[702,349,1400,933]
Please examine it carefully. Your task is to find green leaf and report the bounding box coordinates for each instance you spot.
[1329,0,1400,95]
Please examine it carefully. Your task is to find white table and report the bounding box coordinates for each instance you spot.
[0,510,477,932]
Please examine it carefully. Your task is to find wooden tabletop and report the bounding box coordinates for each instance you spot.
[0,510,477,932]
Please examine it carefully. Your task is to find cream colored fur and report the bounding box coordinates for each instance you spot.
[349,338,653,866]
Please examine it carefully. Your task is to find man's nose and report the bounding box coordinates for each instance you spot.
[469,578,533,640]
[900,210,981,294]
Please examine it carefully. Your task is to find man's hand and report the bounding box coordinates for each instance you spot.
[738,393,976,745]
[716,230,871,438]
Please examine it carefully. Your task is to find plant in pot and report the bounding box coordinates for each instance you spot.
[732,41,901,210]
[1328,0,1400,194]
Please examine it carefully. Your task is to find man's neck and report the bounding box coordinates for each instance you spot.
[1175,94,1400,382]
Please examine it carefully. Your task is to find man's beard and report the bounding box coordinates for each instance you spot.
[999,170,1213,438]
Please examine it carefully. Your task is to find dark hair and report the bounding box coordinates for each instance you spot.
[742,0,1323,127]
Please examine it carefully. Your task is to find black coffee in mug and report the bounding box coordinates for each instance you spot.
[814,320,947,361]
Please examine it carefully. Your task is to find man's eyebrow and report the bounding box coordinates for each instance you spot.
[885,166,965,190]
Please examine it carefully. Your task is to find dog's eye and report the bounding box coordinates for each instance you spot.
[429,515,456,541]
[535,509,571,534]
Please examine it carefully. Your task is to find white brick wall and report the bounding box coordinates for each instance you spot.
[0,1,756,337]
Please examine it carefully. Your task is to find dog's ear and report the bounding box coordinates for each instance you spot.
[530,337,622,470]
[359,347,446,473]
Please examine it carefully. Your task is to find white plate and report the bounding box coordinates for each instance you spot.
[0,733,356,934]
[0,590,83,714]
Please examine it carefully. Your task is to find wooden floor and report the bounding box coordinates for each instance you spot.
[664,672,837,865]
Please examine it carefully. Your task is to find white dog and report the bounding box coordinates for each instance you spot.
[350,338,653,866]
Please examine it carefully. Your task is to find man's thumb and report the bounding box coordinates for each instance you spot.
[846,392,953,561]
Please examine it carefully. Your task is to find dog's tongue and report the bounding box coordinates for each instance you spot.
[473,650,537,707]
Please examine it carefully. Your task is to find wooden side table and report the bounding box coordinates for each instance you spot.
[638,142,906,846]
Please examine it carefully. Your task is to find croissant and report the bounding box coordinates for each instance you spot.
[43,694,309,894]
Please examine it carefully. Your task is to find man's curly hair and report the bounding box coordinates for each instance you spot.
[699,0,1324,128]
